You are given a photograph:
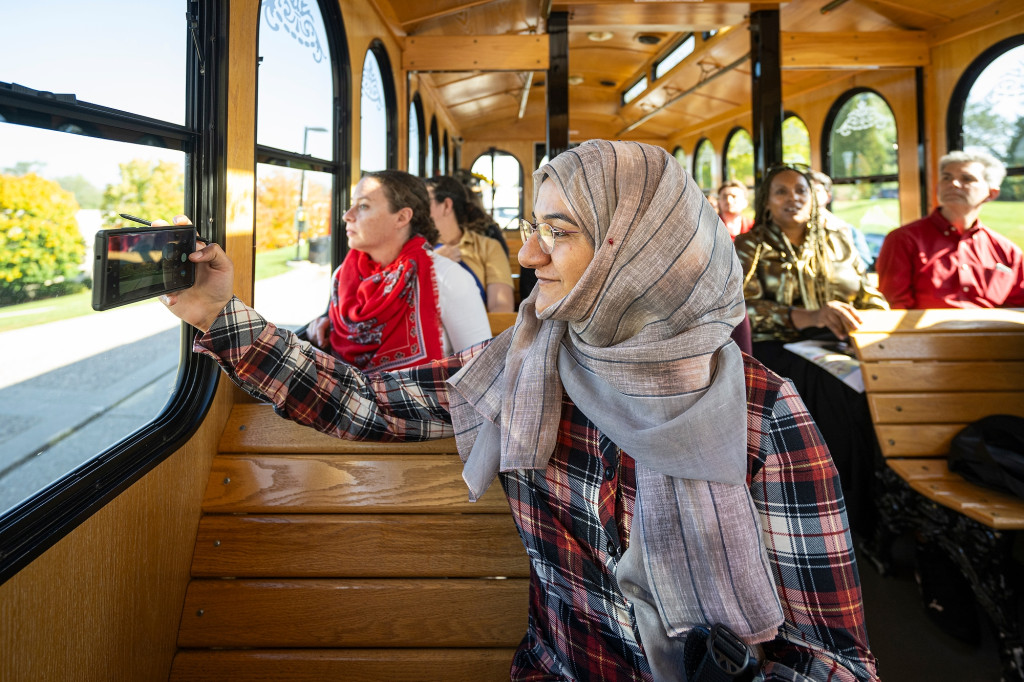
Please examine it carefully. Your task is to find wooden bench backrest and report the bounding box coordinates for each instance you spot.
[172,404,528,681]
[849,308,1024,529]
[851,308,1024,457]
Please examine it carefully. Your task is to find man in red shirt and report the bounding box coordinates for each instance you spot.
[716,180,754,239]
[876,150,1024,308]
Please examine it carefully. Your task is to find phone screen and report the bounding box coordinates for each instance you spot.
[92,226,196,311]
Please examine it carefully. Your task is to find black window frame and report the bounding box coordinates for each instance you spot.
[409,93,426,176]
[947,33,1024,185]
[364,38,398,171]
[0,0,226,586]
[722,125,754,187]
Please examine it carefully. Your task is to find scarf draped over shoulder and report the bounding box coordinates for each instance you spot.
[446,140,783,655]
[328,234,443,371]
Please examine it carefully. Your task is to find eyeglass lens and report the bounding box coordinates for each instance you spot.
[519,219,554,254]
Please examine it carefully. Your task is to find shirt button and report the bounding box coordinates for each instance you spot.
[607,541,617,556]
[604,466,615,480]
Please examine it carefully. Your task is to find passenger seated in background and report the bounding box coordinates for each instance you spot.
[158,140,877,682]
[451,168,510,256]
[716,180,753,239]
[876,150,1024,308]
[425,175,516,312]
[809,170,874,268]
[734,162,888,533]
[306,170,490,371]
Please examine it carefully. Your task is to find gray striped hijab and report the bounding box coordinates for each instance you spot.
[447,140,782,650]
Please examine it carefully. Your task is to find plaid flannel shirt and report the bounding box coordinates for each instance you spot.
[196,297,878,682]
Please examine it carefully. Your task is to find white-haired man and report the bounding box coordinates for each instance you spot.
[876,150,1023,308]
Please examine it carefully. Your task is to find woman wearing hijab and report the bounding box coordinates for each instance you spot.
[160,140,877,682]
[305,170,490,371]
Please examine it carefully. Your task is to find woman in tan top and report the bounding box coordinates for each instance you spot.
[425,175,515,313]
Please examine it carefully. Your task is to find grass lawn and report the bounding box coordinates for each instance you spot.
[0,245,301,333]
[834,198,1024,248]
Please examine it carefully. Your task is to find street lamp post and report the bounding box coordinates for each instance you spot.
[297,125,328,260]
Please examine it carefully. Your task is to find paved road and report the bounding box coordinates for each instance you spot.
[0,262,331,514]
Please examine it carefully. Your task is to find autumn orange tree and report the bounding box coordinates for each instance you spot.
[0,173,85,305]
[256,168,331,252]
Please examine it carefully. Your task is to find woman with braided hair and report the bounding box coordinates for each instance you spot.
[734,163,887,533]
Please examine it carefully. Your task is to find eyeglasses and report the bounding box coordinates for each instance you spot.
[518,218,578,255]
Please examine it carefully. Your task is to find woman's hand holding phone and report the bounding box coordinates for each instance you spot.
[153,215,235,333]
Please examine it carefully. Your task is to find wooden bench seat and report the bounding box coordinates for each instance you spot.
[850,307,1024,678]
[171,404,528,681]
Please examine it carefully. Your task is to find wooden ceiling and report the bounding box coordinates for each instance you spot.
[369,0,1016,143]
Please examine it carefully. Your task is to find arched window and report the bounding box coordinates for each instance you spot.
[360,41,397,174]
[723,128,754,188]
[673,146,688,171]
[428,116,440,177]
[409,93,425,176]
[0,0,219,575]
[256,0,347,328]
[693,138,717,195]
[441,130,449,175]
[949,35,1024,248]
[783,113,811,165]
[471,149,523,229]
[824,89,899,240]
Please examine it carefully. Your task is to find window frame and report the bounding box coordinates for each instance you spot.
[947,33,1024,184]
[409,93,426,176]
[722,126,754,187]
[822,87,900,188]
[0,0,225,586]
[362,39,398,171]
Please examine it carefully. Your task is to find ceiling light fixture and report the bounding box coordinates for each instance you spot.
[587,31,614,42]
[568,75,584,86]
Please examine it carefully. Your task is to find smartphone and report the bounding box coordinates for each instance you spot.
[91,225,196,311]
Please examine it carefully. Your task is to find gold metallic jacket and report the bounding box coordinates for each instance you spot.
[734,222,888,343]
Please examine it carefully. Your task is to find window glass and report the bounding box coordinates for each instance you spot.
[360,51,388,173]
[440,131,448,175]
[472,151,522,229]
[655,35,695,81]
[2,3,185,124]
[409,97,423,175]
[724,129,754,188]
[623,76,648,105]
[693,139,717,194]
[257,0,333,160]
[0,2,191,516]
[255,0,337,322]
[254,165,333,328]
[673,147,688,170]
[428,117,438,177]
[961,42,1024,248]
[827,91,899,245]
[783,115,811,165]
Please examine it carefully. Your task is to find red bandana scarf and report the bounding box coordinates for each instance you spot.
[328,234,443,371]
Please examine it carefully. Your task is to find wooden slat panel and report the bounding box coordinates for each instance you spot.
[204,454,509,513]
[860,361,1024,392]
[178,579,528,648]
[906,479,1024,530]
[170,648,515,682]
[853,308,1024,334]
[781,31,928,68]
[874,423,966,457]
[852,332,1024,361]
[192,514,528,578]
[867,392,1024,424]
[219,404,459,454]
[887,458,950,481]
